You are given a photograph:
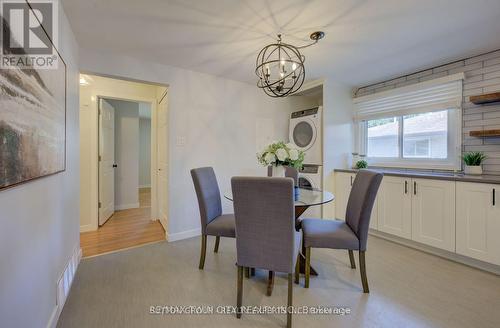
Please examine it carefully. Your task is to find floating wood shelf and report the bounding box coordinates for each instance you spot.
[469,129,500,137]
[470,92,500,105]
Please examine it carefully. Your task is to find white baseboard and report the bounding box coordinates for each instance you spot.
[79,223,96,233]
[115,202,140,210]
[159,215,168,234]
[46,246,82,328]
[369,230,500,275]
[139,184,151,188]
[46,306,58,328]
[167,227,201,242]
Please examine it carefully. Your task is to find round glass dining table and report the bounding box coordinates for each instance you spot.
[224,187,334,213]
[224,187,334,295]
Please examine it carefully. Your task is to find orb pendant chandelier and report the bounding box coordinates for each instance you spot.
[255,31,324,97]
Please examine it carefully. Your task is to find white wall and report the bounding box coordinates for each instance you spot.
[0,2,80,327]
[79,76,164,231]
[139,116,152,188]
[106,99,140,209]
[322,80,354,218]
[79,49,293,239]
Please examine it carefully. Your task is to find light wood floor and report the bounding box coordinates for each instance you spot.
[60,235,500,328]
[80,188,165,257]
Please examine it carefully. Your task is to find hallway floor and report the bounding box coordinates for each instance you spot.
[80,188,165,257]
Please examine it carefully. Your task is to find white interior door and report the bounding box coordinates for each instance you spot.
[157,92,168,232]
[99,99,115,226]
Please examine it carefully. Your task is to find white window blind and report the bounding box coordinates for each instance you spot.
[353,73,464,121]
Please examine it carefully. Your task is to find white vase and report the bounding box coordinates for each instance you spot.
[464,165,483,175]
[271,165,286,177]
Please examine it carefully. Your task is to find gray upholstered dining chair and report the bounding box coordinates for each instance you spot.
[191,167,235,270]
[231,177,301,328]
[267,166,298,186]
[300,170,383,293]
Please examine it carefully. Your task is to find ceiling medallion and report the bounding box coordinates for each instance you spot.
[255,31,325,98]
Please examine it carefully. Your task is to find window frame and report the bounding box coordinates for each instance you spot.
[359,108,461,171]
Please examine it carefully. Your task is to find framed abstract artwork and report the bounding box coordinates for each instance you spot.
[0,0,66,190]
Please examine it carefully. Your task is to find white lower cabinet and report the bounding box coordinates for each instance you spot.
[370,194,379,230]
[334,171,499,266]
[411,179,456,252]
[334,172,355,221]
[378,176,412,239]
[334,172,378,229]
[456,182,500,265]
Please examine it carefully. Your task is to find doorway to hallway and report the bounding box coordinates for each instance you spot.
[79,73,169,257]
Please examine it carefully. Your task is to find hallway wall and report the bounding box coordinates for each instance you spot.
[0,3,81,327]
[139,102,152,188]
[107,99,140,210]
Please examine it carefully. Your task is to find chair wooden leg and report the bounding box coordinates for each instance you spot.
[287,273,293,328]
[237,266,243,318]
[245,267,250,278]
[214,236,220,253]
[267,271,275,296]
[305,247,311,288]
[294,254,300,284]
[359,251,369,293]
[199,235,207,270]
[348,250,356,269]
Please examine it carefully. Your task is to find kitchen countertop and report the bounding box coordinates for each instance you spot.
[335,168,500,184]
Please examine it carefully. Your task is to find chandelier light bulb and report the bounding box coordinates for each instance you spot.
[292,63,297,71]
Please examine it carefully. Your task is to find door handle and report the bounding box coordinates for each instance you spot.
[413,181,417,195]
[112,164,117,168]
[494,188,496,206]
[404,181,408,194]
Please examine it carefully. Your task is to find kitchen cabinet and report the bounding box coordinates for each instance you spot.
[377,176,412,239]
[334,172,378,229]
[334,170,500,267]
[456,182,500,265]
[411,178,456,251]
[334,172,355,221]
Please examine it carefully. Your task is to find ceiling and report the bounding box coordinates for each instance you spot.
[62,0,500,87]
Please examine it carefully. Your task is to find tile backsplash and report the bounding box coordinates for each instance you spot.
[354,50,500,175]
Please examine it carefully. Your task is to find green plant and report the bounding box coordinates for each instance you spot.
[355,160,368,169]
[462,152,487,166]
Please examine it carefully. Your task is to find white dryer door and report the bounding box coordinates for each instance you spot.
[290,118,317,151]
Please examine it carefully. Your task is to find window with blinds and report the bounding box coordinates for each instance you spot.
[353,73,464,170]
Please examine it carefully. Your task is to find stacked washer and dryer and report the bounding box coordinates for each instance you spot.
[289,106,323,218]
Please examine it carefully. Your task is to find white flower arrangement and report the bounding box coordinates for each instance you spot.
[257,141,305,169]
